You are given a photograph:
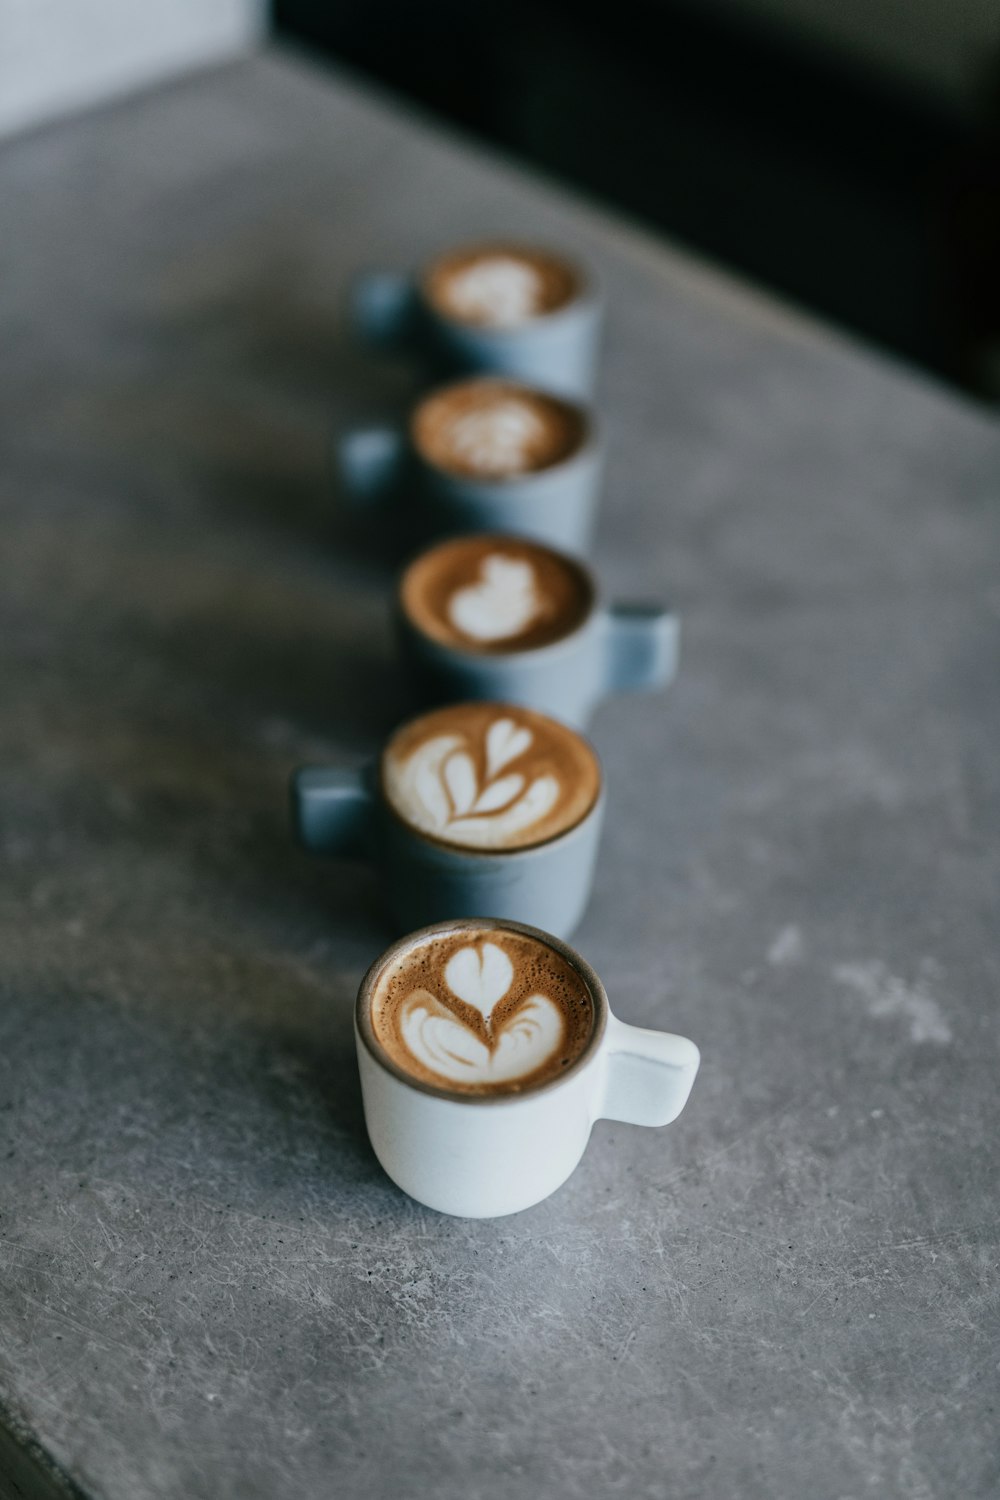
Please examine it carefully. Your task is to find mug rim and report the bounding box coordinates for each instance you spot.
[376,701,604,858]
[416,242,599,337]
[407,374,600,489]
[356,916,610,1105]
[395,532,601,662]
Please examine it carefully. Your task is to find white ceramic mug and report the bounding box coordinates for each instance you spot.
[355,918,701,1218]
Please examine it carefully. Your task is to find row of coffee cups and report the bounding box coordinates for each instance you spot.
[292,242,699,1217]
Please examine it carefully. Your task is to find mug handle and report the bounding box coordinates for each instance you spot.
[349,270,417,350]
[337,426,405,506]
[292,767,374,859]
[597,1014,699,1127]
[601,604,679,695]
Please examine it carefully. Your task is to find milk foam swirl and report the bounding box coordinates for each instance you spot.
[436,256,547,328]
[444,398,549,476]
[424,245,580,330]
[411,379,585,480]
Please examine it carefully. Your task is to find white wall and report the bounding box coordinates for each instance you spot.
[0,0,265,138]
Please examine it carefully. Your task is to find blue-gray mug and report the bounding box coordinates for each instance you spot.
[292,702,605,939]
[338,376,603,556]
[350,240,602,399]
[395,533,678,728]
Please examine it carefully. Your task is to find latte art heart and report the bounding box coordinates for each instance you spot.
[444,942,514,1020]
[448,555,541,643]
[486,717,532,776]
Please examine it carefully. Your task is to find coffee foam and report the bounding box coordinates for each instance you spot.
[381,702,600,852]
[423,243,580,328]
[370,926,597,1095]
[411,379,585,480]
[400,535,594,654]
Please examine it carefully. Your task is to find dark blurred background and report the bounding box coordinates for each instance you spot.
[273,0,1000,402]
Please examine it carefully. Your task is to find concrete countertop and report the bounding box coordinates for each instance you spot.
[1,48,998,1500]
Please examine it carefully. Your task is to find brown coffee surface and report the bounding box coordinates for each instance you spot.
[381,702,601,852]
[369,925,597,1096]
[423,242,580,328]
[400,534,594,654]
[411,379,585,480]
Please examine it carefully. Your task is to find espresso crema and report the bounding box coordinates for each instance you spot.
[411,379,586,480]
[368,925,597,1096]
[400,535,594,654]
[423,243,581,329]
[381,702,600,852]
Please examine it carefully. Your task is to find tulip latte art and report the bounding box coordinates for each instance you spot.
[411,379,585,480]
[400,535,593,654]
[381,703,600,852]
[423,243,580,329]
[369,927,597,1095]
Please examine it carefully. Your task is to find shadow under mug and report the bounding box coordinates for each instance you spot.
[337,392,604,558]
[356,917,701,1217]
[350,255,603,400]
[396,559,679,730]
[292,764,605,940]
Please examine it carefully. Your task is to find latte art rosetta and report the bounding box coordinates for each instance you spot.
[383,704,600,853]
[389,716,558,848]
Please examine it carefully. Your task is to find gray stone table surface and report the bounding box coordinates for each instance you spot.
[1,47,998,1500]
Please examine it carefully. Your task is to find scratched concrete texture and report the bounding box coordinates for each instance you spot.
[1,48,999,1500]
